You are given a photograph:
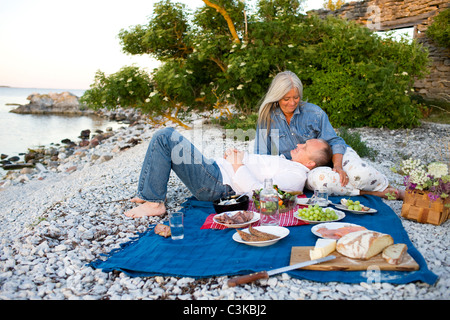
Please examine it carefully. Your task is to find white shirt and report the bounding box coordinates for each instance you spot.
[215,153,310,194]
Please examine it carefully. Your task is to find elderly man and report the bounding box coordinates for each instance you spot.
[125,127,332,218]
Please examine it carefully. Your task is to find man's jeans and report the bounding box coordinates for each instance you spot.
[137,127,234,202]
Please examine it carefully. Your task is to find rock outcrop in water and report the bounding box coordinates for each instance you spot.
[9,92,94,115]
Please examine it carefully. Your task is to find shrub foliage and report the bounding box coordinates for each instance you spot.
[81,0,430,129]
[426,8,450,48]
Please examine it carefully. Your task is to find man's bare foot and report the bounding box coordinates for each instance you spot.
[124,201,166,218]
[130,197,146,204]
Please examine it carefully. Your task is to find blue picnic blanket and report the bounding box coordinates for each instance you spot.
[89,194,438,285]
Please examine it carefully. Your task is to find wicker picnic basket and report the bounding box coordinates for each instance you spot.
[401,190,450,226]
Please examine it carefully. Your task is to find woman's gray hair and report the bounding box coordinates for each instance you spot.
[256,70,303,131]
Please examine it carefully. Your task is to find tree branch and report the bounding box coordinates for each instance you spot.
[202,0,241,43]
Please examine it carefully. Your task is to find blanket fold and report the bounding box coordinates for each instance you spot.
[89,194,438,285]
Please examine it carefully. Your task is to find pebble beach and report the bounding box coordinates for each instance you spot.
[0,115,449,301]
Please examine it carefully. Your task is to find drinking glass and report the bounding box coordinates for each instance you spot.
[169,211,184,240]
[314,187,328,206]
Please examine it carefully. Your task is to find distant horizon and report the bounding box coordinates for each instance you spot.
[0,85,87,91]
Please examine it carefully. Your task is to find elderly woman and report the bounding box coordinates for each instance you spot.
[254,70,403,200]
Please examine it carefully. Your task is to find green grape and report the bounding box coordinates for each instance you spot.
[296,205,340,222]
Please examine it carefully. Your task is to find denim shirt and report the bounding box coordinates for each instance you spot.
[254,102,347,159]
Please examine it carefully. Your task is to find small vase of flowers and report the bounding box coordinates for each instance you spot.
[392,158,449,225]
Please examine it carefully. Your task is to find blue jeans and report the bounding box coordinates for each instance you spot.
[136,127,234,202]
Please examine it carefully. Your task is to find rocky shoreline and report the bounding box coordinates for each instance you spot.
[0,117,448,300]
[9,92,91,116]
[0,106,143,183]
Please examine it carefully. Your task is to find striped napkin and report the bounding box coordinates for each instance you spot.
[200,196,309,230]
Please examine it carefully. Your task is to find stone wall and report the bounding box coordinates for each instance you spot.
[310,0,450,102]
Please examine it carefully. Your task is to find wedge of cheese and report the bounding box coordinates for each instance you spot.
[310,238,337,260]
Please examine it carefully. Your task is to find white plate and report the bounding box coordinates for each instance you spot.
[311,222,365,239]
[232,226,290,247]
[213,210,260,228]
[293,208,345,224]
[333,204,377,214]
[297,198,331,207]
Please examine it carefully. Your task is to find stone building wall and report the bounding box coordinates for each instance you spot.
[310,0,450,102]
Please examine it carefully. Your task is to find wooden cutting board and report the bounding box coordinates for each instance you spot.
[290,247,419,271]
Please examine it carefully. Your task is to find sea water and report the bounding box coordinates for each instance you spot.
[0,87,122,177]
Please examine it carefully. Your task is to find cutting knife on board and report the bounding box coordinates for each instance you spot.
[227,255,336,287]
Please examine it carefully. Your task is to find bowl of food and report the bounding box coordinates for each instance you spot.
[252,185,299,213]
[213,195,249,214]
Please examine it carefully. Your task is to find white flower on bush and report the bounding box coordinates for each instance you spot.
[149,91,158,97]
[428,162,448,178]
[237,84,244,90]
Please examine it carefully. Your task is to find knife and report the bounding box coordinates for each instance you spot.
[227,255,336,287]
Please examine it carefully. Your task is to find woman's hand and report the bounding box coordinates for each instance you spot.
[333,166,349,187]
[331,153,348,186]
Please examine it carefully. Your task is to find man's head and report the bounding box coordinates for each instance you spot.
[290,139,332,169]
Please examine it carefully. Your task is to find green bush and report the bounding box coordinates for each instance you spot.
[82,0,430,129]
[80,65,152,110]
[426,9,450,48]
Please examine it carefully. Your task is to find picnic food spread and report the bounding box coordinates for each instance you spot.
[205,193,420,284]
[214,210,254,225]
[310,239,336,260]
[295,205,342,222]
[315,225,367,239]
[334,199,378,214]
[236,225,279,242]
[340,199,369,211]
[336,230,394,260]
[253,185,298,212]
[382,243,408,265]
[154,224,171,238]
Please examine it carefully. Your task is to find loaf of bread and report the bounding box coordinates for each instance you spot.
[382,243,407,265]
[336,230,394,260]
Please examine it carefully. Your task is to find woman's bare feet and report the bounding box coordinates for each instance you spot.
[124,201,166,218]
[361,187,405,200]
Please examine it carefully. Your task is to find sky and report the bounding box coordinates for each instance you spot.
[0,0,335,90]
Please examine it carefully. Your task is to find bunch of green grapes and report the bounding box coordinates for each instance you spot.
[296,205,339,221]
[345,199,363,211]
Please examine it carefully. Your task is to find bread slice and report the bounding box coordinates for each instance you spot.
[382,243,407,265]
[336,230,394,260]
